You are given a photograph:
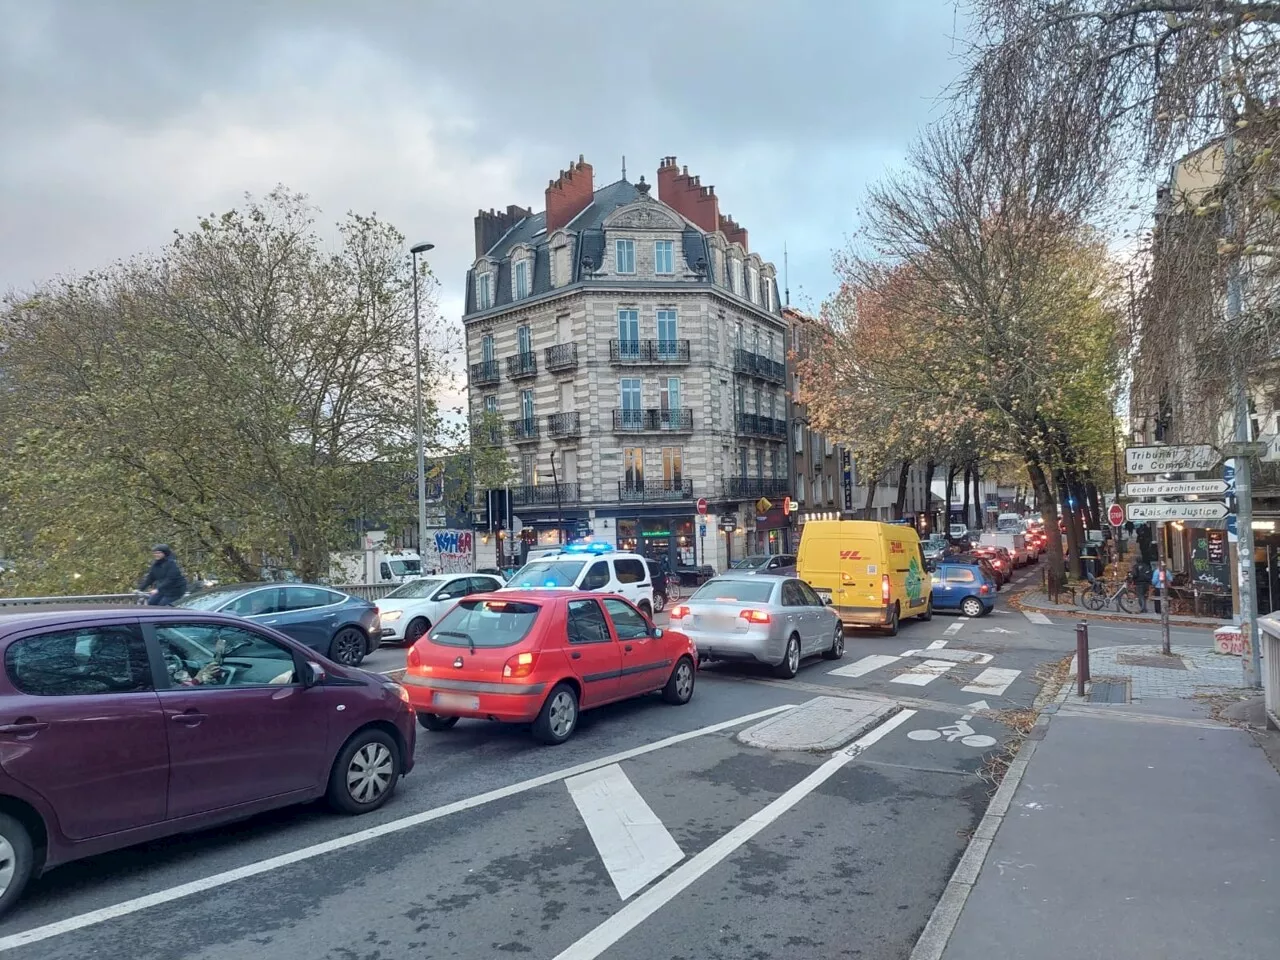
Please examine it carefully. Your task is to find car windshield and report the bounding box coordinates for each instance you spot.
[508,560,586,588]
[732,556,771,570]
[385,577,446,599]
[174,589,242,611]
[429,599,541,647]
[691,579,776,603]
[387,559,421,576]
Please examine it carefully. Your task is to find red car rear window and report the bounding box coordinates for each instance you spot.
[429,599,541,648]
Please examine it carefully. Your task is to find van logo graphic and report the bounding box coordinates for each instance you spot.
[890,542,905,554]
[453,656,464,669]
[839,551,862,560]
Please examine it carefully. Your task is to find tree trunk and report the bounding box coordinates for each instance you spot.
[863,469,877,518]
[893,461,911,519]
[1027,459,1064,596]
[923,459,937,534]
[1057,469,1084,579]
[1084,479,1102,530]
[945,465,959,531]
[961,463,972,531]
[971,461,983,531]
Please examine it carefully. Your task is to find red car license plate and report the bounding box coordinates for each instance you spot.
[433,692,479,711]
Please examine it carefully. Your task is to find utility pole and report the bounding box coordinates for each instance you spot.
[550,450,564,545]
[410,241,435,561]
[1156,522,1171,656]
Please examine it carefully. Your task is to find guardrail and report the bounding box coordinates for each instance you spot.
[0,583,400,607]
[1260,616,1280,730]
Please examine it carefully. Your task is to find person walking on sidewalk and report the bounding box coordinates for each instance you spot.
[138,544,188,606]
[1131,555,1151,613]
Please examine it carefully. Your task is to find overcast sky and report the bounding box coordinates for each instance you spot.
[1,0,966,391]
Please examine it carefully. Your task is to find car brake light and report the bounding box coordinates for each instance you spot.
[669,605,690,621]
[407,645,421,669]
[881,574,891,605]
[503,651,538,679]
[980,584,991,595]
[739,609,771,624]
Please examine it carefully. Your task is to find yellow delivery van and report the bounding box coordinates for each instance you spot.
[796,520,932,635]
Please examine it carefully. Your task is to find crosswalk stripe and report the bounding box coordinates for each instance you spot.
[890,659,955,686]
[901,648,992,665]
[926,638,949,650]
[1023,611,1052,625]
[962,667,1021,697]
[943,622,965,637]
[829,654,900,678]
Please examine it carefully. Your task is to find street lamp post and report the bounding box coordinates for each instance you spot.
[410,241,435,562]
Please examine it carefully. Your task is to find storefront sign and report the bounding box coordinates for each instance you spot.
[842,449,853,510]
[1206,528,1227,565]
[719,516,737,531]
[1191,530,1229,590]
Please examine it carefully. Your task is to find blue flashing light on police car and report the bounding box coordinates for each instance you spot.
[564,541,613,555]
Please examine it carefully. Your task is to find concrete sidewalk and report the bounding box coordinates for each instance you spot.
[1017,588,1225,629]
[915,671,1280,960]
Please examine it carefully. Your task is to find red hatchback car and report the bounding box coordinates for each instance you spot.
[0,607,417,917]
[404,590,697,744]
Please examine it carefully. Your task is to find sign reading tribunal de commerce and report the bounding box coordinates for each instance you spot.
[1124,444,1221,475]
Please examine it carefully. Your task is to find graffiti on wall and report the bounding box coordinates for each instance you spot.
[423,530,473,574]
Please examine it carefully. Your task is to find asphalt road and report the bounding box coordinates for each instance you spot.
[0,568,1218,960]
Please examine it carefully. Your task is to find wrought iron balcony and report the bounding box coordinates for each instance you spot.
[506,352,538,379]
[508,417,539,442]
[611,408,694,433]
[546,411,581,439]
[472,423,502,446]
[725,477,790,499]
[608,339,691,365]
[618,479,694,502]
[732,348,786,384]
[470,359,500,387]
[736,412,788,439]
[510,482,580,506]
[544,343,578,372]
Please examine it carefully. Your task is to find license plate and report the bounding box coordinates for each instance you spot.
[432,692,479,711]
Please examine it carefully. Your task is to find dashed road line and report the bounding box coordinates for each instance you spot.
[890,659,956,686]
[942,622,966,637]
[829,654,901,678]
[961,667,1021,697]
[926,638,950,650]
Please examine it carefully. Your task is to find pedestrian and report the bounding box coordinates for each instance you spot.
[1131,554,1151,613]
[138,544,188,606]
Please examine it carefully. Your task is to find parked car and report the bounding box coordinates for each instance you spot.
[404,590,696,744]
[474,567,507,578]
[922,536,949,564]
[951,553,1004,591]
[176,583,381,666]
[970,547,1012,585]
[0,606,415,917]
[669,574,845,678]
[980,531,1029,567]
[505,543,654,616]
[731,554,798,577]
[375,573,505,645]
[930,562,998,617]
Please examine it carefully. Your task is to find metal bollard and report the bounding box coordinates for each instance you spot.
[1076,620,1090,697]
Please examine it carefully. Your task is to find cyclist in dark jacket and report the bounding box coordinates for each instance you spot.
[139,544,188,606]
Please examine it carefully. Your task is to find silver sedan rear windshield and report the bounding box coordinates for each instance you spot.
[690,579,776,603]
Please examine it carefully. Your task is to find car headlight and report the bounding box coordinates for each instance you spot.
[381,609,403,623]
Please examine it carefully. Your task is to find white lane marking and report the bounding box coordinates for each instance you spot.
[962,668,1021,697]
[981,627,1016,634]
[890,659,955,686]
[828,654,900,678]
[900,649,993,665]
[958,616,971,621]
[967,699,991,712]
[942,622,965,637]
[1023,611,1052,625]
[926,638,950,649]
[0,704,796,954]
[566,764,684,900]
[553,709,918,960]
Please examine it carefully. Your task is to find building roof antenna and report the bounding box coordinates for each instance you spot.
[784,242,791,307]
[621,155,626,181]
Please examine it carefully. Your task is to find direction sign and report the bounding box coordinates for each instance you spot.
[1125,444,1221,475]
[1124,479,1229,497]
[1126,502,1230,522]
[1108,502,1125,526]
[719,515,737,531]
[696,497,708,516]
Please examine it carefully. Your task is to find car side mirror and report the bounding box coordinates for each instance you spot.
[650,626,664,639]
[303,660,327,687]
[436,592,454,601]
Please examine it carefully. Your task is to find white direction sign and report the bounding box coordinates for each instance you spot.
[1125,444,1220,475]
[1124,479,1229,497]
[1126,501,1229,522]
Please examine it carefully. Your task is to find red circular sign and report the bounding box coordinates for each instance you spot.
[697,497,709,516]
[1108,503,1124,526]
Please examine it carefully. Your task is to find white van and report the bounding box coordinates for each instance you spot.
[506,544,655,616]
[980,531,1029,567]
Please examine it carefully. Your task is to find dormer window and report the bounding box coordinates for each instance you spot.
[616,238,636,275]
[748,265,760,303]
[477,272,493,310]
[731,259,744,296]
[514,259,530,299]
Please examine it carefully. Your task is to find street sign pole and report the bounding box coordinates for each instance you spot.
[1156,522,1171,656]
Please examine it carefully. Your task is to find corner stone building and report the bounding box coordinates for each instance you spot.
[465,155,790,572]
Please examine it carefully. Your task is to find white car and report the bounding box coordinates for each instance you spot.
[375,573,505,644]
[505,543,655,617]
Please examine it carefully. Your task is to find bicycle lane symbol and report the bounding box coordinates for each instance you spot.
[906,701,997,748]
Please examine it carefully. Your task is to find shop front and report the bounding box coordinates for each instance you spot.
[615,516,698,571]
[750,504,793,555]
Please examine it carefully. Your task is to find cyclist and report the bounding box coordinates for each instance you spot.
[651,562,669,612]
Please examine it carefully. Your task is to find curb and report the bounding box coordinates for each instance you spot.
[1008,587,1220,631]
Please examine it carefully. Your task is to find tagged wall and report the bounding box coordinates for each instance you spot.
[421,529,474,574]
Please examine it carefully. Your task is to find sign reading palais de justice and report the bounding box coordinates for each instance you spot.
[1123,479,1229,497]
[1125,502,1230,522]
[1124,444,1220,475]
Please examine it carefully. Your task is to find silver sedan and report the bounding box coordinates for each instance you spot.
[668,573,845,679]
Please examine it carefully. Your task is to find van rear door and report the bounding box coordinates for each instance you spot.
[837,539,884,609]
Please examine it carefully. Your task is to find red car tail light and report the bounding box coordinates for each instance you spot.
[881,574,891,605]
[669,605,690,621]
[739,609,771,624]
[980,583,991,595]
[406,645,422,669]
[503,651,538,679]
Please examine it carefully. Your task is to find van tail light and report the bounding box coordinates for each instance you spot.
[669,605,690,621]
[503,651,538,679]
[739,609,771,624]
[881,574,891,605]
[406,645,421,669]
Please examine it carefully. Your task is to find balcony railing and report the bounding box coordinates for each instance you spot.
[470,359,500,387]
[508,417,540,442]
[736,412,788,439]
[472,424,502,446]
[546,411,581,439]
[545,343,578,372]
[506,352,538,379]
[609,339,692,365]
[511,482,580,506]
[732,348,786,383]
[618,479,694,502]
[611,408,694,433]
[725,477,790,499]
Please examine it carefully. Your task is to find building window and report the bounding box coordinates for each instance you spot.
[618,308,639,358]
[654,240,675,275]
[752,386,761,415]
[771,447,781,478]
[766,277,775,311]
[620,378,642,429]
[794,420,804,453]
[755,449,765,480]
[624,447,644,486]
[798,474,806,502]
[765,390,776,419]
[736,383,746,416]
[731,259,743,295]
[734,320,744,350]
[481,333,494,363]
[520,388,534,424]
[514,259,530,299]
[517,324,532,356]
[660,377,681,415]
[748,265,760,303]
[477,272,493,310]
[615,238,636,275]
[662,447,683,486]
[765,330,775,361]
[656,308,678,357]
[484,395,498,414]
[521,453,538,486]
[739,447,748,476]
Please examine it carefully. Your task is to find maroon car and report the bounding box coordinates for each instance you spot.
[0,606,417,916]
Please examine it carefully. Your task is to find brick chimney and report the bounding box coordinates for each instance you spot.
[474,204,531,258]
[719,213,748,251]
[657,155,721,235]
[545,155,595,232]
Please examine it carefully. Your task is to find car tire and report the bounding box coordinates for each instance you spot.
[327,728,401,815]
[405,617,430,644]
[532,683,579,745]
[0,813,34,919]
[920,597,934,622]
[330,627,367,667]
[823,622,845,660]
[773,634,801,679]
[638,600,653,619]
[884,604,900,637]
[417,713,459,731]
[661,656,695,704]
[961,596,984,618]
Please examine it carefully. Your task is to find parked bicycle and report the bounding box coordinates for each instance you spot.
[651,579,682,613]
[1079,577,1141,614]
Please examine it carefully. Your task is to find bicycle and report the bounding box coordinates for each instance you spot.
[1079,577,1141,614]
[651,580,682,613]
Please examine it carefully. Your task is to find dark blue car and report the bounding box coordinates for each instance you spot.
[176,583,381,666]
[929,562,997,618]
